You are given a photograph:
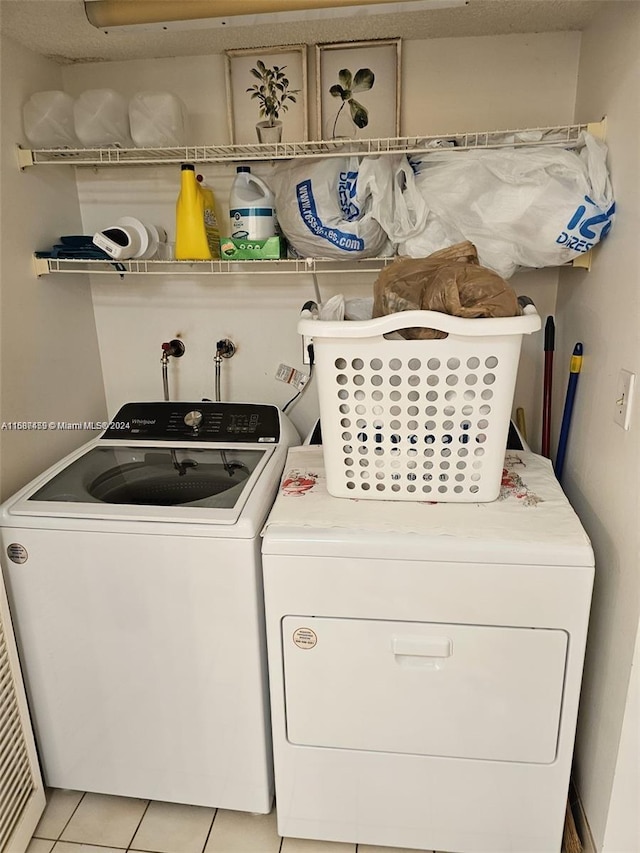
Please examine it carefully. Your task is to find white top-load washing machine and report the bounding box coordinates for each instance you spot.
[0,401,298,812]
[262,445,594,853]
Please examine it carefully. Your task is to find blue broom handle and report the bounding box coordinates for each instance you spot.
[555,343,583,480]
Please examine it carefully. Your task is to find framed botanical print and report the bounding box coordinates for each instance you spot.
[225,44,308,144]
[316,39,401,141]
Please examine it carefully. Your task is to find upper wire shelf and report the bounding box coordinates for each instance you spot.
[17,122,595,168]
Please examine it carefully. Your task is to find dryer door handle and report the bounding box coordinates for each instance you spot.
[392,636,452,658]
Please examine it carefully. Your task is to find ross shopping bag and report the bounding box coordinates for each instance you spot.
[271,156,392,259]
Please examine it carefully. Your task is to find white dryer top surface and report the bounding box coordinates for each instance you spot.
[262,447,594,566]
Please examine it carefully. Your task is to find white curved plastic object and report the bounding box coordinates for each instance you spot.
[74,89,132,147]
[93,218,166,260]
[129,91,188,148]
[23,91,79,148]
[299,309,541,339]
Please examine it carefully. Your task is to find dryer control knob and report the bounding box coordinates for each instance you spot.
[184,410,203,429]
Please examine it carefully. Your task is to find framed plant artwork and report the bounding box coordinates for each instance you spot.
[316,39,401,141]
[225,45,308,145]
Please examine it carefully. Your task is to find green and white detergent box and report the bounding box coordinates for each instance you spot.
[220,236,286,260]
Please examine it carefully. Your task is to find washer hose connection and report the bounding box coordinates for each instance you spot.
[161,339,185,401]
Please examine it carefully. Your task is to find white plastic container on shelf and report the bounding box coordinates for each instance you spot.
[229,167,278,240]
[23,91,79,148]
[129,91,188,147]
[74,89,132,147]
[92,217,167,260]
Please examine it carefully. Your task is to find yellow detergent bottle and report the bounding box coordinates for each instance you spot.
[197,174,221,259]
[175,163,212,260]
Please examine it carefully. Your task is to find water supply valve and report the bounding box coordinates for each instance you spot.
[215,339,236,360]
[212,339,236,402]
[160,339,185,402]
[161,339,185,361]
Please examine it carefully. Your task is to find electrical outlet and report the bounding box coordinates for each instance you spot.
[614,369,635,430]
[302,334,313,365]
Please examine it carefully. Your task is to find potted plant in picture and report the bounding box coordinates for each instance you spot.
[246,59,300,143]
[329,66,375,139]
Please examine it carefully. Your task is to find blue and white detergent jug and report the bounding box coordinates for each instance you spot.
[229,166,278,239]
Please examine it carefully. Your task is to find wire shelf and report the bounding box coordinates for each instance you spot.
[34,252,592,277]
[18,122,594,168]
[33,256,397,277]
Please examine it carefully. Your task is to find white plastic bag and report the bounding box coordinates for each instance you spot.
[363,154,429,245]
[271,157,392,259]
[400,132,615,278]
[344,296,374,320]
[318,294,345,321]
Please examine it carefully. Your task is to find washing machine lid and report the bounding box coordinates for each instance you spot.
[261,446,594,566]
[2,402,295,526]
[11,444,273,525]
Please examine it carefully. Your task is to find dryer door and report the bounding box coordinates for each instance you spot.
[282,616,567,764]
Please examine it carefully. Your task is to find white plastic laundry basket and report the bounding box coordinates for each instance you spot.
[299,309,541,503]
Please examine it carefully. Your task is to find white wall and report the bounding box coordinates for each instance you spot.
[556,3,640,850]
[602,625,640,853]
[0,35,107,501]
[401,32,581,135]
[61,31,580,445]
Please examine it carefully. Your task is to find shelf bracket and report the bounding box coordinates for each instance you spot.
[587,117,607,140]
[33,256,51,277]
[16,146,34,169]
[571,116,606,270]
[571,251,592,271]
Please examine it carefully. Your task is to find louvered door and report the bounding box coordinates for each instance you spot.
[0,572,44,852]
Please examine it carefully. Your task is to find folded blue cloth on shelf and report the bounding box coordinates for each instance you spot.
[35,235,126,272]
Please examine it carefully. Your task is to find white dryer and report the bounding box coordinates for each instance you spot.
[0,401,299,813]
[262,445,594,853]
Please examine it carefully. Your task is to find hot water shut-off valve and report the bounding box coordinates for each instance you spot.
[160,338,185,402]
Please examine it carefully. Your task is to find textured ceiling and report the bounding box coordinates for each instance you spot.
[0,0,606,65]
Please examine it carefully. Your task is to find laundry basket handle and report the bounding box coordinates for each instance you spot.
[298,309,541,340]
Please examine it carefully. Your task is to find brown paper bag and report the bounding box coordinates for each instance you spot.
[372,241,520,339]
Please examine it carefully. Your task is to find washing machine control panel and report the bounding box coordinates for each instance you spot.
[101,402,281,443]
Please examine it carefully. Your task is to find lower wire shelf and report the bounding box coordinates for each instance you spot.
[33,256,398,277]
[33,251,592,277]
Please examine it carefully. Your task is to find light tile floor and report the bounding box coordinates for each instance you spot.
[29,789,439,853]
